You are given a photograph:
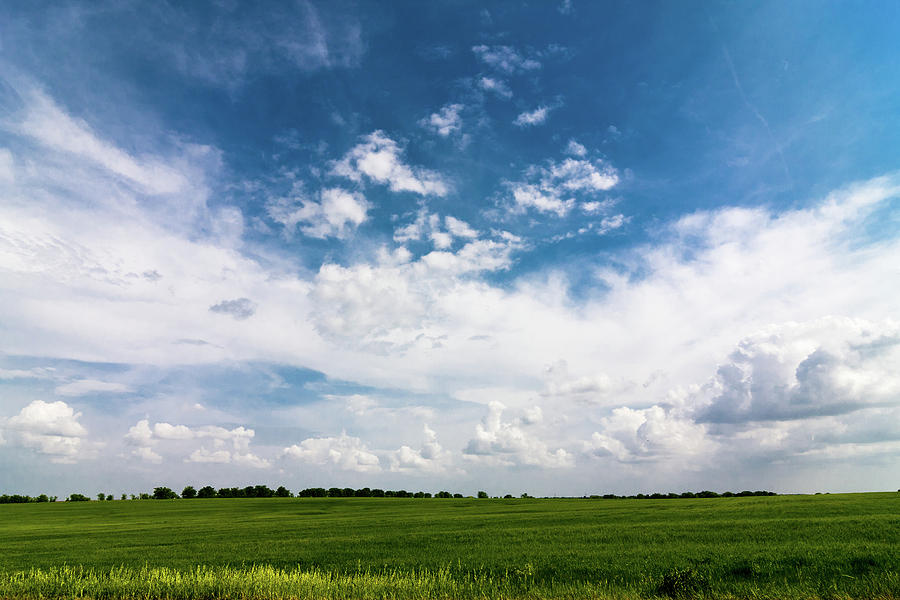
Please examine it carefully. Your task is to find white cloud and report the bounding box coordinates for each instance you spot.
[693,317,900,424]
[16,89,189,196]
[55,379,131,397]
[187,447,231,463]
[444,216,478,239]
[472,45,540,74]
[186,446,270,468]
[585,406,714,463]
[420,104,463,137]
[513,106,550,127]
[389,424,454,473]
[153,422,195,440]
[0,367,55,380]
[282,432,382,472]
[505,153,619,217]
[4,400,91,463]
[393,211,479,250]
[479,77,512,99]
[310,233,520,349]
[509,184,575,217]
[132,445,162,464]
[123,419,259,466]
[565,140,586,157]
[268,187,369,239]
[331,131,448,196]
[463,401,574,468]
[125,419,154,446]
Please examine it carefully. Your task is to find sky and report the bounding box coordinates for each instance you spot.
[1,1,899,498]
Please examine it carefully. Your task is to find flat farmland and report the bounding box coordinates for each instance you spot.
[1,493,898,599]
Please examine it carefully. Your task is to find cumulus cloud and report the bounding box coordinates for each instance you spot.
[472,45,540,73]
[389,424,454,473]
[310,234,521,349]
[585,406,714,464]
[513,106,551,127]
[565,140,586,157]
[479,77,512,99]
[187,447,231,463]
[124,419,260,465]
[694,317,900,424]
[393,210,479,250]
[420,104,463,137]
[4,400,91,463]
[267,186,369,239]
[132,445,162,464]
[331,131,448,196]
[282,432,382,472]
[463,401,573,468]
[505,153,619,217]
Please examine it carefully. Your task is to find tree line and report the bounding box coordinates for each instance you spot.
[2,487,777,503]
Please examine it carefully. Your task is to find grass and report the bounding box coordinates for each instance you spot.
[1,492,898,598]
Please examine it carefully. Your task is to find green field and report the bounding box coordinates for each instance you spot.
[1,493,898,599]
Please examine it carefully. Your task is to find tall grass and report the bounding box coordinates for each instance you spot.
[0,565,640,600]
[2,564,899,599]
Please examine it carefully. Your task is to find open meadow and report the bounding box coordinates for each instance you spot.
[1,492,898,599]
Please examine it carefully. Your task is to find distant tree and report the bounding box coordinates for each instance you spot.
[50,496,58,502]
[520,493,532,498]
[477,491,488,499]
[97,493,105,501]
[67,493,90,502]
[152,487,178,500]
[197,486,217,499]
[503,494,513,499]
[436,491,452,498]
[36,494,49,503]
[254,485,275,498]
[121,493,127,501]
[139,493,151,500]
[370,488,384,497]
[453,493,463,498]
[275,486,292,498]
[106,493,113,501]
[181,486,197,499]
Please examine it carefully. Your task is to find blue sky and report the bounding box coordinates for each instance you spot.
[1,1,900,497]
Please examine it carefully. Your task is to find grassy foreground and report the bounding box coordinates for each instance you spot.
[1,493,898,599]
